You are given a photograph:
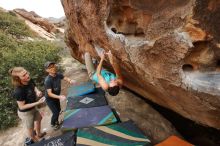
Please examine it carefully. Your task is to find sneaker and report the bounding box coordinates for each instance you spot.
[24,137,34,146]
[59,110,64,115]
[33,130,46,138]
[37,132,47,138]
[51,124,60,130]
[92,58,98,66]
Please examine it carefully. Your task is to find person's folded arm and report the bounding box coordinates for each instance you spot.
[47,89,62,99]
[34,87,42,98]
[17,97,44,110]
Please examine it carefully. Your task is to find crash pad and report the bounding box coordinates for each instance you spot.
[66,88,107,110]
[67,81,95,98]
[62,105,118,131]
[155,136,194,146]
[30,131,75,146]
[76,121,152,146]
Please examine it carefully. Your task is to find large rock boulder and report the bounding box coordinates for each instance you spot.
[13,9,55,33]
[61,0,220,129]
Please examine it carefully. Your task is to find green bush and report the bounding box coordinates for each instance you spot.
[0,11,63,130]
[0,10,34,37]
[0,41,62,130]
[0,31,18,49]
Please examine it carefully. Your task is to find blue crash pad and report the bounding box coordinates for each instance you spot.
[67,81,95,98]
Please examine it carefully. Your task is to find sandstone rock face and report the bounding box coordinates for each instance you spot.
[13,9,55,33]
[62,0,220,129]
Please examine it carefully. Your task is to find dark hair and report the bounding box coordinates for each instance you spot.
[108,85,120,96]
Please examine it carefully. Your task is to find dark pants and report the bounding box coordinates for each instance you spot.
[46,99,61,126]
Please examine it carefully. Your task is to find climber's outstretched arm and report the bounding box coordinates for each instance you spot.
[96,51,109,90]
[106,51,123,86]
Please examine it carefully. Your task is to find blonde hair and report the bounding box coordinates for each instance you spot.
[8,67,26,87]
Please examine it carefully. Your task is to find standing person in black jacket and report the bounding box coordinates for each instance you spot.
[9,67,46,142]
[44,61,75,130]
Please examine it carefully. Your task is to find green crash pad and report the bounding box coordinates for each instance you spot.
[76,121,152,146]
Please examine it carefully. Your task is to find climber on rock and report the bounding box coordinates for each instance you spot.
[84,50,123,96]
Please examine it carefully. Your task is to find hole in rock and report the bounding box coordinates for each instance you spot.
[182,64,194,72]
[111,27,117,33]
[216,60,220,67]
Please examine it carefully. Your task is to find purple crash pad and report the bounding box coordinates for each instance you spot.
[62,105,118,131]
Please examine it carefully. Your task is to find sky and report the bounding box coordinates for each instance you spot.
[0,0,65,18]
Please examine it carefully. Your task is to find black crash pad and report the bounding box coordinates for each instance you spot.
[30,131,75,146]
[66,88,107,110]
